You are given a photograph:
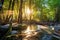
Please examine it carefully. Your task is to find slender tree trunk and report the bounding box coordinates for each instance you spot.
[8,0,15,10]
[8,0,12,10]
[18,0,23,40]
[29,0,32,27]
[17,0,19,12]
[12,0,15,10]
[18,0,23,24]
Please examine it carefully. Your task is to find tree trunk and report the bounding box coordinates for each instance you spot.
[18,0,23,24]
[12,0,15,10]
[18,0,23,40]
[8,0,12,10]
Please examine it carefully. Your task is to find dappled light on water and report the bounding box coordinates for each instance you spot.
[24,26,38,36]
[22,26,38,40]
[24,26,31,35]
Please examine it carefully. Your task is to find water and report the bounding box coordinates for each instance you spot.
[42,34,52,40]
[0,24,59,40]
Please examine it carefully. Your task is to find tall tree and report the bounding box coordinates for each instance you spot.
[18,0,23,24]
[8,0,12,10]
[12,0,15,10]
[18,0,23,40]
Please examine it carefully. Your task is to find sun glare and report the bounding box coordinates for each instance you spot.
[25,7,31,15]
[25,26,31,34]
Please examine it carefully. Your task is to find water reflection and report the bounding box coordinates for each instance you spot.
[0,24,55,40]
[21,24,53,40]
[22,25,38,40]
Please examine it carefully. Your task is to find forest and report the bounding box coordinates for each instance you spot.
[0,0,60,25]
[0,0,60,40]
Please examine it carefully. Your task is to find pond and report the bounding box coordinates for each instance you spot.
[0,24,59,40]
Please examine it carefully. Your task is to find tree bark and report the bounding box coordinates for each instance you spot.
[18,0,23,24]
[18,0,23,40]
[12,0,15,10]
[8,0,12,10]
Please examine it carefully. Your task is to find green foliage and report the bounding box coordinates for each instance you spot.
[1,0,60,22]
[31,0,56,21]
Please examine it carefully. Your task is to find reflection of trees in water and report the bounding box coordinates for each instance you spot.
[22,32,44,40]
[23,37,38,40]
